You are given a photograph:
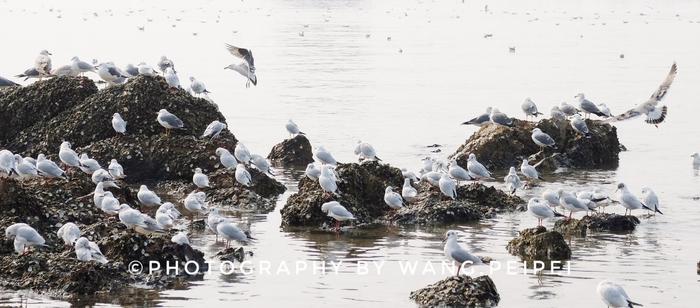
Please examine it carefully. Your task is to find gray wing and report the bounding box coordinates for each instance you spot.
[534,132,556,146]
[580,100,601,114]
[78,61,93,70]
[614,63,677,121]
[107,66,125,78]
[491,113,513,126]
[225,44,254,68]
[126,66,139,76]
[329,205,355,219]
[649,62,677,102]
[0,75,19,87]
[451,248,481,264]
[573,120,589,133]
[162,113,184,128]
[645,105,667,125]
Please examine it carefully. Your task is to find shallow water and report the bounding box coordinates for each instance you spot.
[1,0,700,307]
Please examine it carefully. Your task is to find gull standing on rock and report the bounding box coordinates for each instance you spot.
[164,67,180,88]
[520,159,543,182]
[489,108,514,127]
[641,187,662,215]
[138,185,162,206]
[225,43,257,87]
[13,225,47,254]
[112,113,127,135]
[193,168,210,189]
[234,143,252,164]
[542,189,562,208]
[157,109,184,135]
[504,167,522,194]
[531,128,556,151]
[251,154,273,176]
[558,190,589,218]
[448,159,472,183]
[521,98,543,120]
[616,183,652,216]
[118,204,148,230]
[401,168,420,182]
[216,218,250,248]
[157,56,176,73]
[78,153,101,174]
[51,65,76,77]
[527,198,565,226]
[189,77,210,96]
[184,191,208,217]
[354,141,381,161]
[560,102,579,117]
[0,150,15,175]
[235,163,253,187]
[570,114,592,138]
[201,120,226,139]
[305,163,321,180]
[574,93,606,118]
[137,62,156,76]
[155,207,175,229]
[550,106,567,125]
[100,192,121,215]
[466,154,492,180]
[70,57,95,76]
[215,148,237,169]
[597,280,643,308]
[171,232,190,246]
[443,230,483,276]
[439,174,457,200]
[611,63,677,126]
[57,222,81,247]
[108,159,126,179]
[321,201,355,231]
[285,119,304,137]
[461,107,492,127]
[384,186,405,209]
[14,155,38,178]
[92,169,119,188]
[598,103,612,117]
[59,141,82,170]
[319,166,338,195]
[34,50,52,77]
[314,146,337,165]
[401,178,418,201]
[74,237,108,263]
[97,63,128,86]
[123,64,139,77]
[36,154,67,179]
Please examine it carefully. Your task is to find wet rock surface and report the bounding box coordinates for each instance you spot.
[281,161,523,228]
[267,135,314,166]
[506,226,571,268]
[409,275,500,307]
[451,119,620,171]
[554,213,640,236]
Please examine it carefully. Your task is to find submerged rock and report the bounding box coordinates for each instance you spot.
[267,135,314,166]
[409,275,500,307]
[554,213,640,236]
[451,119,620,171]
[506,226,571,268]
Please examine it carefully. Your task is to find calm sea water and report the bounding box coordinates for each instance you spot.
[1,0,700,307]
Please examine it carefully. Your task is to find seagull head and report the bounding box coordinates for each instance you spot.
[194,167,202,173]
[443,230,459,242]
[468,153,476,161]
[60,141,71,149]
[615,183,626,192]
[692,153,699,158]
[641,187,652,194]
[39,50,51,56]
[574,93,585,101]
[485,106,493,113]
[113,113,122,119]
[37,154,46,161]
[320,201,339,213]
[189,76,196,81]
[385,186,394,193]
[71,56,79,62]
[139,184,148,191]
[508,166,517,174]
[157,109,167,115]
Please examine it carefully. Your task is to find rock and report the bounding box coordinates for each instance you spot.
[0,76,98,144]
[281,161,404,228]
[208,168,286,200]
[216,247,250,262]
[451,119,620,171]
[267,135,314,166]
[409,275,500,307]
[393,182,523,225]
[506,226,571,268]
[554,213,640,236]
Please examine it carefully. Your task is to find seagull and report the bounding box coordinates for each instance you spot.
[597,280,643,308]
[207,208,222,242]
[420,157,434,175]
[598,103,612,117]
[550,106,567,123]
[138,185,162,206]
[560,102,579,117]
[58,141,82,170]
[157,56,176,73]
[215,148,237,169]
[421,171,442,187]
[490,108,514,127]
[0,75,20,88]
[171,231,190,246]
[100,192,121,215]
[158,202,182,220]
[401,178,418,201]
[91,169,119,188]
[558,190,589,218]
[542,189,562,208]
[574,93,607,118]
[521,98,543,120]
[314,146,337,165]
[531,128,556,150]
[118,204,149,230]
[235,163,253,187]
[641,187,663,215]
[466,153,492,180]
[201,120,226,139]
[0,150,15,176]
[34,50,52,77]
[15,68,41,81]
[70,57,95,76]
[216,218,250,248]
[225,43,256,87]
[137,62,156,76]
[13,155,38,178]
[438,174,457,200]
[443,230,483,276]
[234,143,252,164]
[570,114,592,138]
[164,67,180,88]
[321,201,356,231]
[36,154,67,179]
[616,183,653,215]
[189,76,210,96]
[447,159,472,183]
[97,63,128,85]
[156,109,184,135]
[692,153,700,170]
[123,64,139,77]
[520,159,543,181]
[108,159,126,179]
[184,191,208,216]
[319,166,338,195]
[51,65,76,77]
[305,163,321,180]
[74,237,108,263]
[193,168,210,189]
[78,153,101,174]
[5,223,29,240]
[527,197,565,226]
[285,119,304,137]
[384,186,405,209]
[13,225,47,254]
[611,63,677,126]
[461,107,492,126]
[354,141,381,161]
[251,154,273,176]
[56,222,81,247]
[504,167,522,194]
[401,168,420,182]
[112,113,127,135]
[93,183,107,209]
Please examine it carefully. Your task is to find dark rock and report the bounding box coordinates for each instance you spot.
[208,168,285,200]
[451,119,620,171]
[216,247,249,262]
[267,135,314,166]
[281,161,403,228]
[0,76,98,144]
[554,213,640,236]
[409,275,500,307]
[506,226,571,268]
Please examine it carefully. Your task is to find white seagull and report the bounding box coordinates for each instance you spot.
[597,280,643,308]
[610,63,677,126]
[443,230,483,276]
[112,113,127,135]
[201,120,226,139]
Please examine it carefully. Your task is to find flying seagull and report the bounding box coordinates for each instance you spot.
[225,43,257,87]
[610,62,677,127]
